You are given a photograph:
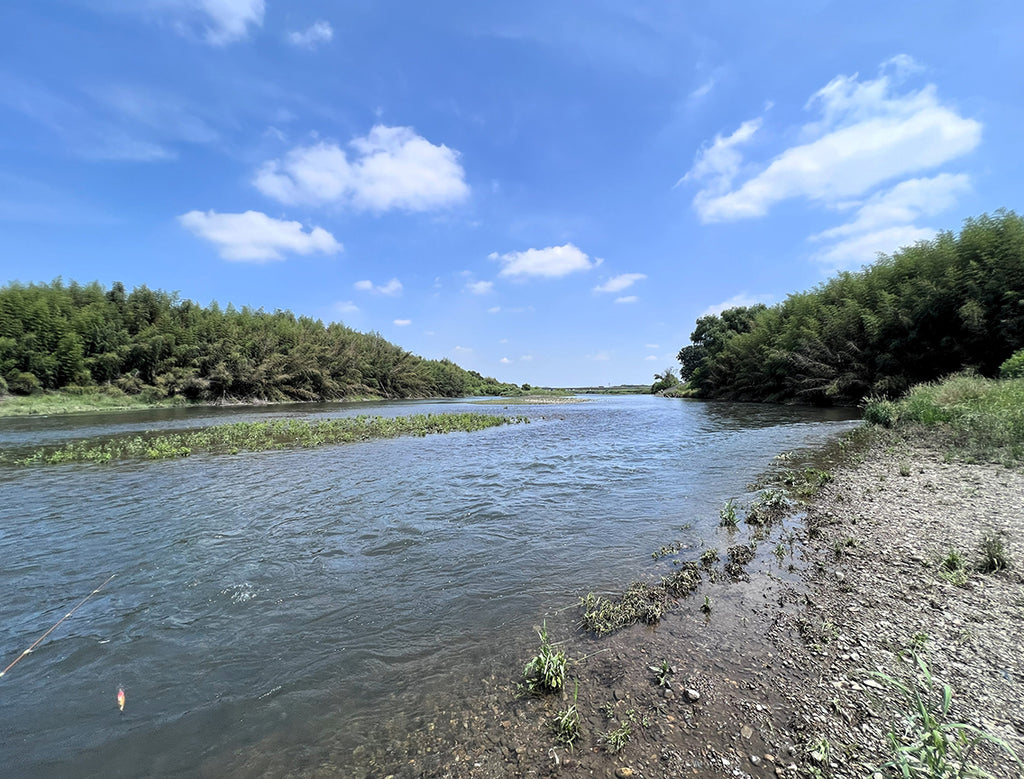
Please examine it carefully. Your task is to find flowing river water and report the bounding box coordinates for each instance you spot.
[0,395,858,777]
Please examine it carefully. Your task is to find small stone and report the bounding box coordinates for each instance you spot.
[741,725,754,740]
[614,768,634,778]
[662,687,675,700]
[684,688,700,702]
[750,754,762,766]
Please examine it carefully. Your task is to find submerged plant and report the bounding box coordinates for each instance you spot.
[719,499,739,527]
[746,488,789,526]
[650,660,674,688]
[551,682,581,748]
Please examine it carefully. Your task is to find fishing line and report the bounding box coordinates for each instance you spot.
[0,573,117,679]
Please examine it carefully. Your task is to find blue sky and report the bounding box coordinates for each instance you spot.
[2,2,1022,386]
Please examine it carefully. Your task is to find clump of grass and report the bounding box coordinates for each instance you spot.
[938,547,968,586]
[523,623,568,694]
[746,488,789,526]
[700,595,712,614]
[3,413,529,466]
[700,548,720,566]
[899,460,912,477]
[872,653,1022,777]
[551,682,581,748]
[579,564,702,636]
[650,660,675,688]
[863,374,1024,463]
[977,531,1009,573]
[719,498,739,527]
[602,721,631,754]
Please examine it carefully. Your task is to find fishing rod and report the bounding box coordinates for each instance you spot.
[0,573,117,679]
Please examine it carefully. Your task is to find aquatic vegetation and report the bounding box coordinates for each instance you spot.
[745,488,789,526]
[650,660,674,688]
[719,498,739,527]
[3,413,529,466]
[523,623,568,694]
[551,682,581,748]
[699,548,719,566]
[579,563,702,636]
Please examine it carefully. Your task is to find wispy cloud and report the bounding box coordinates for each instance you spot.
[354,278,403,296]
[684,56,981,223]
[700,293,773,318]
[178,209,342,261]
[287,20,333,49]
[154,0,265,45]
[614,295,638,304]
[254,125,469,211]
[490,243,599,278]
[593,273,646,293]
[465,280,494,295]
[333,301,359,314]
[393,319,411,326]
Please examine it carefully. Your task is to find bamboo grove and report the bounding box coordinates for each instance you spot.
[677,210,1024,405]
[0,280,519,402]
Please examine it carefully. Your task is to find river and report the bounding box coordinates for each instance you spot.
[0,395,858,777]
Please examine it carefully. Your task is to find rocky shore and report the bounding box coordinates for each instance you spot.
[330,428,1023,779]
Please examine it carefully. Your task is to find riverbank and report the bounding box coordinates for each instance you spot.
[330,426,1022,778]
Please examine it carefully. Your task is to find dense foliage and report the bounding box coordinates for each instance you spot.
[0,280,519,402]
[677,211,1024,405]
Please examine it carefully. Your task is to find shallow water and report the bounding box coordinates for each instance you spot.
[0,395,857,776]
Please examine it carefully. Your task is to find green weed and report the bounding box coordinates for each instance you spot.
[719,499,739,527]
[978,531,1008,574]
[551,682,581,748]
[523,622,568,694]
[602,721,631,754]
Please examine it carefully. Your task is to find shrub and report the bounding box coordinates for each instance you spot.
[999,348,1024,379]
[7,371,42,395]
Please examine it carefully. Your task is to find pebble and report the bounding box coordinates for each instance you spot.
[614,768,634,778]
[684,688,700,702]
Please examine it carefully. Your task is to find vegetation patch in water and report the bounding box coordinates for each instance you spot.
[579,562,702,636]
[4,412,528,465]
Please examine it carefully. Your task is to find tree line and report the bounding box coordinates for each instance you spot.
[676,210,1024,405]
[0,280,520,401]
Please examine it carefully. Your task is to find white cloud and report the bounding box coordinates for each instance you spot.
[685,58,981,223]
[678,118,761,191]
[520,354,534,361]
[645,355,657,361]
[178,209,341,261]
[814,225,937,269]
[700,293,773,318]
[593,273,646,293]
[690,78,715,101]
[488,306,501,314]
[466,280,494,295]
[334,301,359,314]
[393,319,411,326]
[453,345,472,353]
[354,278,403,296]
[813,173,969,241]
[500,357,512,364]
[615,295,639,304]
[254,125,469,211]
[645,344,660,349]
[287,20,333,48]
[157,0,265,45]
[490,243,598,278]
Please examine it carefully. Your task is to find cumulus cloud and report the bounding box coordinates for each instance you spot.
[684,57,981,223]
[354,278,403,296]
[814,225,937,269]
[500,357,512,364]
[593,273,646,293]
[466,280,494,295]
[490,243,599,278]
[254,125,469,211]
[287,20,333,48]
[156,0,265,45]
[178,209,341,261]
